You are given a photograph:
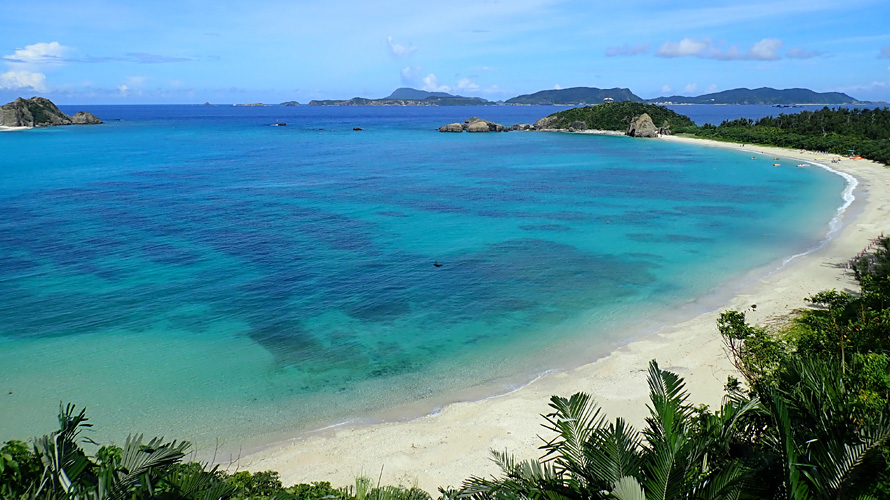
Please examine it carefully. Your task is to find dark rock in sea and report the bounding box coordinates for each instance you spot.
[0,97,102,127]
[439,122,463,132]
[353,127,363,131]
[626,113,658,138]
[71,111,102,124]
[510,123,533,131]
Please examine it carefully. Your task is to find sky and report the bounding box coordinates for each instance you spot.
[2,0,890,104]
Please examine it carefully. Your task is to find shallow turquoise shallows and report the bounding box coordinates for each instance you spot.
[0,105,846,455]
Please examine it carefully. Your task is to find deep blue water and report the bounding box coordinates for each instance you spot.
[0,105,847,452]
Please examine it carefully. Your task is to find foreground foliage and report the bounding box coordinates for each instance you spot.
[0,406,430,500]
[461,237,890,499]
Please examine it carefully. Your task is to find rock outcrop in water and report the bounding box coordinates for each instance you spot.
[0,97,102,127]
[625,113,658,138]
[439,117,538,133]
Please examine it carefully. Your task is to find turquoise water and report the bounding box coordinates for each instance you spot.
[0,106,846,454]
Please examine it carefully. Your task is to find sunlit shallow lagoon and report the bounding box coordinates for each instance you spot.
[0,105,847,455]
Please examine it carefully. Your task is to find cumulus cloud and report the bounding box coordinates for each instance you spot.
[3,41,69,65]
[480,66,495,72]
[605,43,650,57]
[456,78,479,92]
[0,41,72,90]
[554,83,563,90]
[0,70,47,91]
[748,38,782,60]
[880,45,890,58]
[422,74,450,93]
[118,84,129,96]
[685,83,698,93]
[386,36,416,57]
[400,65,421,85]
[656,37,786,60]
[661,85,672,93]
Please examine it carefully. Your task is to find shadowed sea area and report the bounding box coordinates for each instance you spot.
[0,105,847,455]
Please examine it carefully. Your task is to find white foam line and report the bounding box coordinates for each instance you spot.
[770,159,857,273]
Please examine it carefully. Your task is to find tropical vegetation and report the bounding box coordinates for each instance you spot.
[679,106,890,164]
[543,102,696,132]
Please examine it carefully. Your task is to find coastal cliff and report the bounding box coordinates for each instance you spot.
[0,97,101,127]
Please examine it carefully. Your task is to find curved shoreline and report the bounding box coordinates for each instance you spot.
[235,136,890,493]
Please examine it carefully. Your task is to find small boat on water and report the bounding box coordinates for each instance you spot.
[271,120,287,127]
[797,163,808,168]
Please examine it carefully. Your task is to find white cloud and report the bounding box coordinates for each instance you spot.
[118,84,129,96]
[3,41,69,66]
[748,38,782,60]
[400,65,421,85]
[386,36,416,57]
[656,37,786,60]
[605,43,650,57]
[421,73,450,93]
[661,84,672,93]
[685,83,698,93]
[0,41,73,91]
[554,83,563,90]
[456,78,479,92]
[706,84,718,93]
[0,70,47,91]
[657,38,713,58]
[480,66,495,72]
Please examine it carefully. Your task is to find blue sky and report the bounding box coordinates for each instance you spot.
[2,0,890,104]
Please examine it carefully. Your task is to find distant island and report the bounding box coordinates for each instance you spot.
[303,86,863,107]
[648,87,860,105]
[280,101,300,106]
[0,97,101,128]
[505,87,644,105]
[309,88,493,106]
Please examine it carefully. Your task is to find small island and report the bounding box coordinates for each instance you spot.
[0,97,101,128]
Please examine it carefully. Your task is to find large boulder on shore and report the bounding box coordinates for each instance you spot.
[0,97,101,127]
[626,113,658,138]
[533,115,557,130]
[439,122,463,132]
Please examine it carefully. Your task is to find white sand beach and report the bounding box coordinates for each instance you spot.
[235,136,890,494]
[0,126,31,132]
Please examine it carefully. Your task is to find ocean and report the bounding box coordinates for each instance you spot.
[0,104,848,455]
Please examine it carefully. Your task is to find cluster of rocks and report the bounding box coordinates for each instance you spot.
[439,114,671,138]
[0,97,101,127]
[439,117,536,133]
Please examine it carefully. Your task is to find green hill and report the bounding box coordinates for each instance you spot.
[540,102,695,131]
[506,87,643,105]
[648,87,860,105]
[385,87,455,99]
